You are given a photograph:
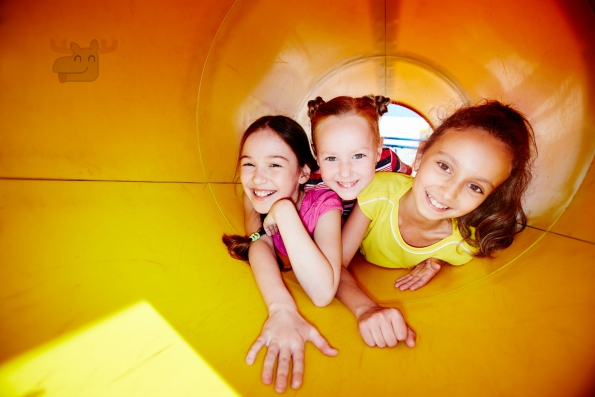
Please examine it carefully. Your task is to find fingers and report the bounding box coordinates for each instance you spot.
[359,308,417,349]
[395,260,441,291]
[309,330,339,357]
[395,274,414,290]
[408,277,429,291]
[246,335,267,365]
[359,310,398,348]
[274,347,291,393]
[261,344,278,385]
[290,349,305,390]
[395,274,425,291]
[388,310,409,343]
[379,321,398,347]
[359,325,378,347]
[405,325,417,348]
[264,224,278,237]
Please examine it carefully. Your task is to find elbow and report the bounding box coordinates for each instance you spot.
[312,296,333,308]
[311,288,337,307]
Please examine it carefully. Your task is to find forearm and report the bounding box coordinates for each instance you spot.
[341,203,371,267]
[249,238,298,315]
[272,201,340,306]
[335,266,379,319]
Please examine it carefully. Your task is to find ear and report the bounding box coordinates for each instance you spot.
[376,144,383,163]
[90,39,99,52]
[70,42,80,52]
[298,164,311,184]
[413,141,427,172]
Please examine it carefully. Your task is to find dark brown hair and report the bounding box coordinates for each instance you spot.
[307,95,390,154]
[222,115,316,269]
[419,100,537,257]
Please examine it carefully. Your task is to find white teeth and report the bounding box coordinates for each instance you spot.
[254,190,275,197]
[427,193,448,210]
[337,181,357,188]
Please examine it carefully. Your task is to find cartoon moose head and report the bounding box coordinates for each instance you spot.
[51,39,117,83]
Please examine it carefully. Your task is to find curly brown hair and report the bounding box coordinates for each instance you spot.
[419,100,537,257]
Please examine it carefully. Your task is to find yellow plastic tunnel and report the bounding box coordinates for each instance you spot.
[1,1,594,396]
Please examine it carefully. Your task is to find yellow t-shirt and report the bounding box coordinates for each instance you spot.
[358,173,475,268]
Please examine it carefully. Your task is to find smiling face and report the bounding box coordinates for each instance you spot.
[410,127,513,221]
[240,128,310,214]
[314,114,382,200]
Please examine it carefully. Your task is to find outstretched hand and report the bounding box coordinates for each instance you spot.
[246,309,338,393]
[357,305,416,348]
[394,258,445,291]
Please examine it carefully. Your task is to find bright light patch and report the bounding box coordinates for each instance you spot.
[380,104,431,166]
[0,301,238,397]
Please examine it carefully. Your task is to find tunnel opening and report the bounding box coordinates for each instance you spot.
[379,103,430,166]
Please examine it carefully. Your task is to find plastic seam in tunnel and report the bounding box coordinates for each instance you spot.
[195,0,240,235]
[384,0,387,97]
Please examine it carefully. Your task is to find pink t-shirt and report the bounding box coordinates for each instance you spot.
[273,189,343,257]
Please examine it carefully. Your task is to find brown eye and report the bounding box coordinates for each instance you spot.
[468,183,484,194]
[437,162,450,173]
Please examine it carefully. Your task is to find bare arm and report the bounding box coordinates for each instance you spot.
[265,199,342,307]
[242,193,337,392]
[337,203,416,348]
[341,203,371,267]
[336,265,416,348]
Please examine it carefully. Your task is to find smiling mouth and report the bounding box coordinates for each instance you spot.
[426,192,450,210]
[336,180,358,188]
[252,189,276,198]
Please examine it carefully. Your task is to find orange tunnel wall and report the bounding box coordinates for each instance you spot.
[1,1,594,396]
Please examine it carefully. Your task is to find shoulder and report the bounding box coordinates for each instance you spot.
[303,188,342,209]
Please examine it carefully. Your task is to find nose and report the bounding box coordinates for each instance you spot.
[440,180,460,201]
[252,166,268,184]
[339,160,352,178]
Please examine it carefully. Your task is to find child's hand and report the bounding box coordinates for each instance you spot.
[245,309,338,393]
[394,258,445,291]
[262,211,279,237]
[262,199,293,237]
[356,306,416,348]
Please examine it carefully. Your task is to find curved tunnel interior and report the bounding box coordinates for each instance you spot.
[1,0,594,396]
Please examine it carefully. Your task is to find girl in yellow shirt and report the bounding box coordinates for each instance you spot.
[339,100,537,348]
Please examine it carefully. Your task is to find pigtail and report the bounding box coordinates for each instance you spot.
[373,95,390,116]
[222,229,291,272]
[222,228,264,262]
[309,94,388,151]
[307,96,326,119]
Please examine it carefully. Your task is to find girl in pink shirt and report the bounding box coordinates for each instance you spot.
[222,115,343,393]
